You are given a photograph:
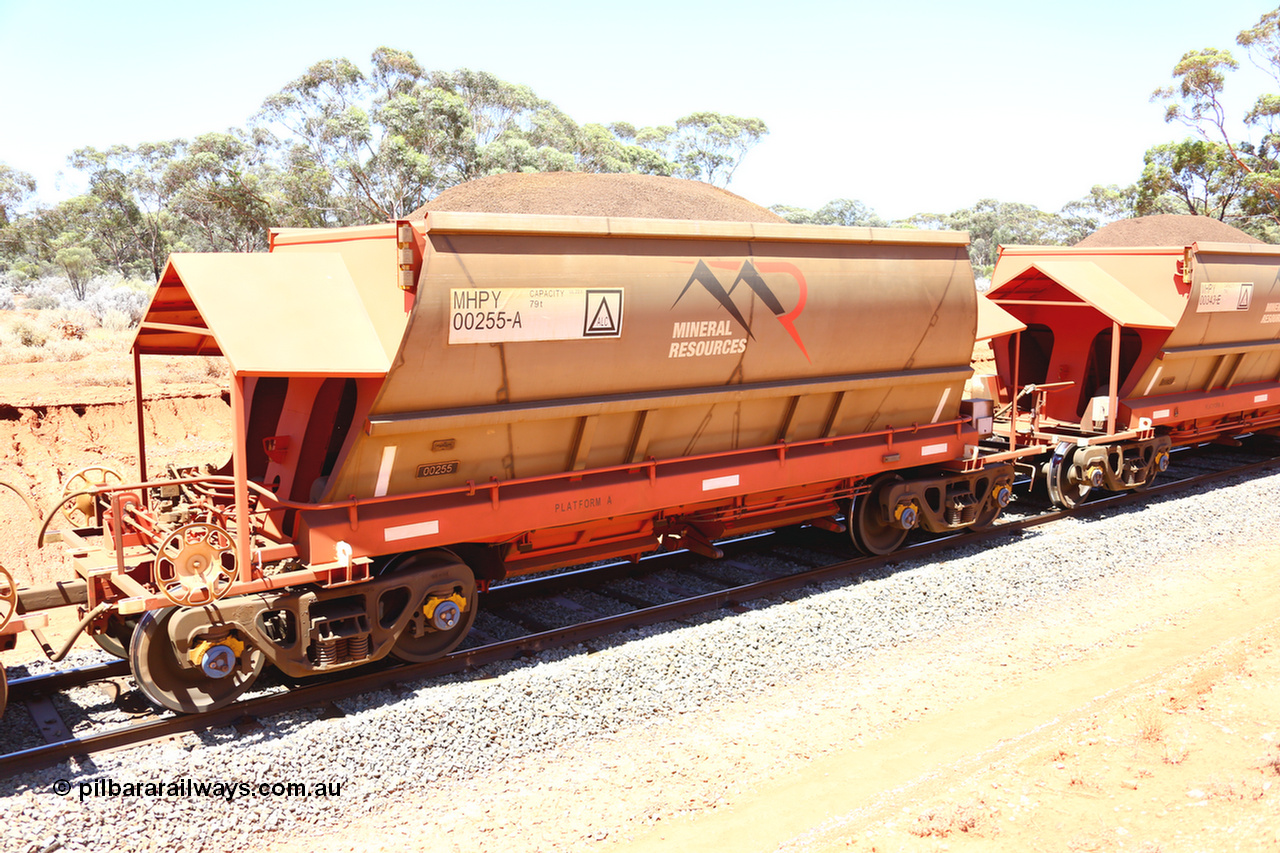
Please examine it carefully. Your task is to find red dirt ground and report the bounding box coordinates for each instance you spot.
[0,354,229,589]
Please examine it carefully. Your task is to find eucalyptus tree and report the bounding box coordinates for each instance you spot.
[1152,8,1280,224]
[163,131,275,252]
[767,199,885,227]
[69,142,182,281]
[906,200,1090,277]
[617,113,768,186]
[0,163,36,228]
[1136,139,1248,219]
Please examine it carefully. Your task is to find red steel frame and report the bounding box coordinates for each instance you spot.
[989,322,1280,456]
[81,400,986,616]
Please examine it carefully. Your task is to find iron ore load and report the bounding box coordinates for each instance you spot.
[2,176,1276,721]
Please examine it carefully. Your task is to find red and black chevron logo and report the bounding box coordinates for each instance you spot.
[673,259,809,361]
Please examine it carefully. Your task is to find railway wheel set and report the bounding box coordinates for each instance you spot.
[3,178,1280,727]
[0,565,14,714]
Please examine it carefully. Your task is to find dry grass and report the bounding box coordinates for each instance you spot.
[1,309,229,391]
[1162,742,1190,765]
[67,366,134,386]
[906,803,981,838]
[1135,706,1166,743]
[1204,776,1267,802]
[0,310,132,365]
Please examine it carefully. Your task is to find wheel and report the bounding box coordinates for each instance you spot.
[971,481,1013,532]
[850,474,910,556]
[1132,447,1170,492]
[1046,443,1092,509]
[0,565,11,719]
[971,496,1002,531]
[154,523,238,606]
[1130,467,1155,493]
[0,565,15,632]
[129,607,264,714]
[385,552,478,663]
[91,612,140,660]
[59,465,123,527]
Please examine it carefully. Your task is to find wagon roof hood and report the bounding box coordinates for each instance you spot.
[132,253,391,377]
[975,292,1026,340]
[988,257,1179,330]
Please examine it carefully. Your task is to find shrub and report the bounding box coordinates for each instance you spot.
[24,288,60,311]
[101,309,132,333]
[13,319,46,348]
[85,285,151,326]
[46,339,91,362]
[0,288,13,311]
[22,274,154,328]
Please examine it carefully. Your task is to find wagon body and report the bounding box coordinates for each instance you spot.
[132,213,988,571]
[986,242,1280,440]
[268,214,978,500]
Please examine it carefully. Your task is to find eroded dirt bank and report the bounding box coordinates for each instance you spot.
[0,393,231,588]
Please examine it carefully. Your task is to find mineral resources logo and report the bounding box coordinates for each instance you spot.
[670,260,810,361]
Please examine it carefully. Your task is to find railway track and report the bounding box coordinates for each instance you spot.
[3,438,1278,780]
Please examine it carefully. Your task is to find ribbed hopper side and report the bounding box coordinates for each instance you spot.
[324,212,977,500]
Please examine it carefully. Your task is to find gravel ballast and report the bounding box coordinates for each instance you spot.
[4,467,1280,853]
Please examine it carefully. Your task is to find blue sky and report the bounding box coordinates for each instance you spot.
[1,0,1276,220]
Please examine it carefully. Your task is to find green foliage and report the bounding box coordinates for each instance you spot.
[1153,48,1239,129]
[1060,184,1141,223]
[813,199,886,227]
[0,163,37,228]
[1137,139,1247,219]
[165,132,274,252]
[70,142,183,281]
[54,246,95,300]
[248,51,768,225]
[768,199,886,227]
[24,290,58,310]
[671,112,768,186]
[1150,8,1280,226]
[614,113,767,185]
[0,48,769,280]
[768,204,816,224]
[771,196,1102,275]
[906,200,1093,278]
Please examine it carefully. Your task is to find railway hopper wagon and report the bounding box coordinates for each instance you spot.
[981,241,1280,506]
[0,213,1015,716]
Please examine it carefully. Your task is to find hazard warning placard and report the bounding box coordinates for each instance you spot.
[448,288,623,344]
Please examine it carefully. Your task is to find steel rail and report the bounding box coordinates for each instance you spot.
[7,661,132,703]
[3,447,1277,780]
[1,531,778,706]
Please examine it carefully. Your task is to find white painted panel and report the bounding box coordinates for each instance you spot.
[701,474,740,491]
[374,445,397,497]
[385,519,440,542]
